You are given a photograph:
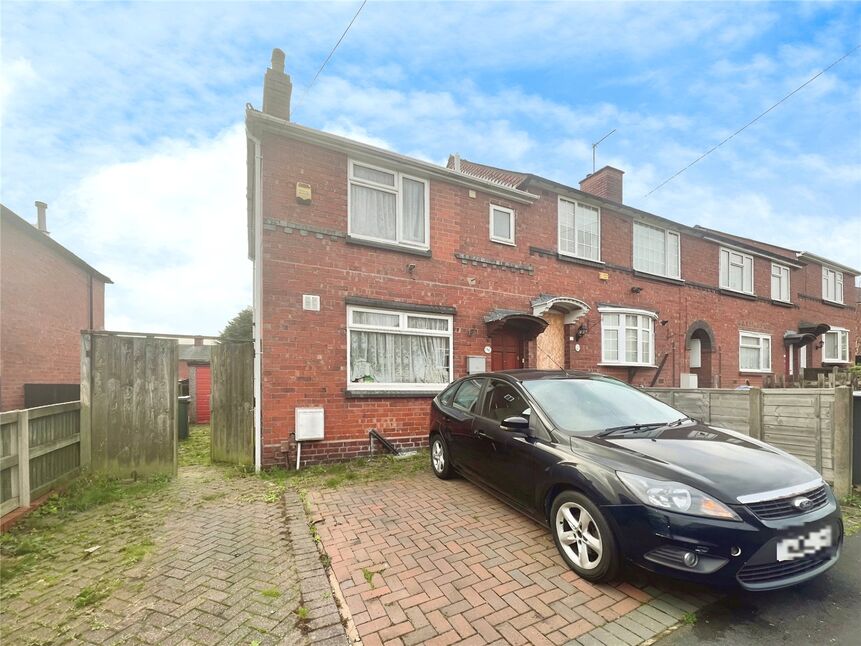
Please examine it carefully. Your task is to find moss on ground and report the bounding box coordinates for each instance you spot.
[841,489,861,537]
[179,424,211,466]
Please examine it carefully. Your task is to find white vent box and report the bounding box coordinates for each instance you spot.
[680,373,698,389]
[302,294,320,311]
[466,356,486,375]
[295,407,324,441]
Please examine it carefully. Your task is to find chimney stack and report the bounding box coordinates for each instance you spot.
[262,48,293,121]
[579,166,624,204]
[35,201,49,234]
[193,335,204,347]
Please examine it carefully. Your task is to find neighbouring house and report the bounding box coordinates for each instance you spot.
[1,202,112,411]
[246,50,860,468]
[179,336,213,424]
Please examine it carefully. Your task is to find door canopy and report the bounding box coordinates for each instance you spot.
[530,294,590,324]
[484,309,549,340]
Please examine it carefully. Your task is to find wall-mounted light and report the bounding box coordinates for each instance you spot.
[576,321,589,339]
[631,286,642,294]
[660,320,669,326]
[815,340,824,350]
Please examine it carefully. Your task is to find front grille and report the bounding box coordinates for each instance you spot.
[746,484,828,520]
[737,554,831,585]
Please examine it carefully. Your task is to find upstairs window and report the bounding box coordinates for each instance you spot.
[720,248,754,294]
[739,332,771,373]
[559,198,600,261]
[600,308,656,366]
[633,222,679,278]
[347,306,451,391]
[489,205,515,245]
[771,263,790,302]
[822,267,843,304]
[348,160,428,250]
[822,328,849,363]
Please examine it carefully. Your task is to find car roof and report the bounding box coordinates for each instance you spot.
[469,369,602,382]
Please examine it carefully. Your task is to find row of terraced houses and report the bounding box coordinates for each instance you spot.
[247,50,860,468]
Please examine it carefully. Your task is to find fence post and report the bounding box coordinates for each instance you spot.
[17,410,31,508]
[832,386,853,499]
[748,388,762,441]
[79,333,92,470]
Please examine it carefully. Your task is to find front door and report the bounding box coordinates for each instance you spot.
[491,330,524,371]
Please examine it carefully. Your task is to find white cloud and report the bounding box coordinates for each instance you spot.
[55,124,250,335]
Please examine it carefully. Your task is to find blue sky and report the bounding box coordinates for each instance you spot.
[2,1,860,334]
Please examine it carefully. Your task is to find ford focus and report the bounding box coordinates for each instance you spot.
[428,370,842,590]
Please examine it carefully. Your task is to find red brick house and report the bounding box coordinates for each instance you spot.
[246,51,859,468]
[1,202,111,411]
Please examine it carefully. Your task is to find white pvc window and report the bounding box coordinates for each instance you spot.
[822,267,844,304]
[633,222,679,278]
[720,248,754,294]
[347,306,452,391]
[559,198,601,261]
[348,160,429,250]
[771,263,790,302]
[600,308,656,366]
[489,205,515,245]
[822,328,849,364]
[739,332,771,373]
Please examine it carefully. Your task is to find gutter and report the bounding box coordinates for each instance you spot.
[245,109,539,205]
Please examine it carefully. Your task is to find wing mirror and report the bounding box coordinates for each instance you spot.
[501,416,530,433]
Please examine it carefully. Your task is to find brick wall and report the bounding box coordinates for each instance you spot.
[256,130,858,467]
[0,221,106,411]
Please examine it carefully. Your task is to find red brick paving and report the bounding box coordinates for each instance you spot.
[310,471,660,645]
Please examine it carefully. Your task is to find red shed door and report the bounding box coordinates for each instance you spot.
[195,365,211,423]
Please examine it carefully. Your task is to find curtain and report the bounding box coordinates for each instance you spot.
[354,311,399,327]
[559,200,576,254]
[407,316,448,331]
[350,331,448,384]
[351,184,396,241]
[402,178,425,244]
[575,204,599,260]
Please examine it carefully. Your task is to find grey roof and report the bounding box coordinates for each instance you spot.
[178,345,212,363]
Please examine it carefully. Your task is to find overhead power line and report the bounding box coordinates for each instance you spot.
[644,44,860,198]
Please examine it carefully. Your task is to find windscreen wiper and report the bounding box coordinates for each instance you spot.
[595,422,667,438]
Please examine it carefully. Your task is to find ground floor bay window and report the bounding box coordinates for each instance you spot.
[599,307,656,366]
[347,306,452,392]
[822,328,849,364]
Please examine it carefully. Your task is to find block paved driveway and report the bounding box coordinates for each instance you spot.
[311,470,717,646]
[1,465,333,645]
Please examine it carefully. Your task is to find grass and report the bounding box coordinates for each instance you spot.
[74,578,119,608]
[179,424,211,466]
[261,588,281,598]
[122,540,155,565]
[681,611,697,625]
[841,489,861,537]
[294,606,309,621]
[362,567,377,588]
[0,473,170,584]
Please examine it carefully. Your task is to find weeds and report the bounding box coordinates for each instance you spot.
[74,579,119,608]
[362,568,378,588]
[122,540,155,565]
[261,588,281,599]
[681,611,697,625]
[179,424,211,467]
[841,489,861,537]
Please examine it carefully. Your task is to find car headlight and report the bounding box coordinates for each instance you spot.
[617,471,741,521]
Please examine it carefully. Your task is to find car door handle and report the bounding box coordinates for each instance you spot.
[474,430,491,440]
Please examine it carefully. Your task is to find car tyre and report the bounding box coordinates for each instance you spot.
[430,433,453,480]
[551,490,620,582]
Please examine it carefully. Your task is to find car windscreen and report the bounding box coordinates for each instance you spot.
[522,377,682,435]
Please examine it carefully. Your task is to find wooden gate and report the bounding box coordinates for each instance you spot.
[210,343,254,466]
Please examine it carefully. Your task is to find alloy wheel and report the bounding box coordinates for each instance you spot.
[432,439,445,473]
[555,501,603,570]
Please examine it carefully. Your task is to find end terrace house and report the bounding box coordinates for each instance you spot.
[246,50,859,468]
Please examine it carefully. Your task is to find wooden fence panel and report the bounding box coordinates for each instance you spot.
[86,333,177,477]
[211,343,254,466]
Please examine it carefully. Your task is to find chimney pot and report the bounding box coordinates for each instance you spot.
[194,336,204,346]
[35,201,49,234]
[262,48,293,121]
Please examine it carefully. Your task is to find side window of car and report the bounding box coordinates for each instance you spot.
[481,380,529,422]
[452,378,483,413]
[438,381,460,407]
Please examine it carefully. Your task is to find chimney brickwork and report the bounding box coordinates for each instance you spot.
[262,48,293,121]
[579,166,624,204]
[35,201,48,234]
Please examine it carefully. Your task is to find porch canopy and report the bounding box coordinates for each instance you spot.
[785,321,831,347]
[484,309,549,339]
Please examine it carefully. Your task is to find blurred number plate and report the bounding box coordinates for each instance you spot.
[776,526,832,561]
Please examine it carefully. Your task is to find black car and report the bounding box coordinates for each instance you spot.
[428,370,842,590]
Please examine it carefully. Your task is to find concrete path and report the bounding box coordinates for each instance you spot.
[1,465,333,645]
[658,533,860,645]
[310,471,717,646]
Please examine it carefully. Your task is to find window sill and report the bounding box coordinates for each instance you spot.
[822,360,850,365]
[632,270,684,286]
[739,370,771,374]
[770,299,794,308]
[490,237,516,247]
[345,389,440,399]
[598,363,657,369]
[719,288,756,301]
[346,235,432,257]
[821,299,847,309]
[556,253,605,268]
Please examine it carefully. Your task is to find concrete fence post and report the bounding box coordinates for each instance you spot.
[17,410,30,508]
[748,388,763,441]
[832,386,853,499]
